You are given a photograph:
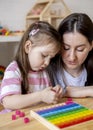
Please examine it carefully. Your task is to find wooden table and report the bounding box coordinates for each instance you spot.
[0,98,93,130]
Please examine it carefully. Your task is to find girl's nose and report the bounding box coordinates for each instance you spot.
[44,58,50,67]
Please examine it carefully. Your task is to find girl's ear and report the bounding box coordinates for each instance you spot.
[24,40,32,54]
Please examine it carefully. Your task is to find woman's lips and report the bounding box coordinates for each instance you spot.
[67,61,77,65]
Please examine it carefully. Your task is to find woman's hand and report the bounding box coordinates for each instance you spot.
[65,86,93,97]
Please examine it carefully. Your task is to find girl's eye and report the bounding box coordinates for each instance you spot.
[42,54,47,57]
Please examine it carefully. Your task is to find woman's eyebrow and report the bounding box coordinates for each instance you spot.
[63,43,70,47]
[64,43,86,47]
[76,44,86,47]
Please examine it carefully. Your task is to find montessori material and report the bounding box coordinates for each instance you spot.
[30,102,93,130]
[12,110,30,124]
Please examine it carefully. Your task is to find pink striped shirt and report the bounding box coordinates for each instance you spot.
[0,61,51,103]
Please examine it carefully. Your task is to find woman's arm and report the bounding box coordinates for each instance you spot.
[64,86,93,97]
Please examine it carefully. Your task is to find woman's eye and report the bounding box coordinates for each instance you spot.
[63,46,70,50]
[77,48,84,52]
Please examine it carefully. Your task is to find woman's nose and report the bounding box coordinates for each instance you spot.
[69,51,76,61]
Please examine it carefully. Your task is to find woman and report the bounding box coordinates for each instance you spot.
[47,13,93,97]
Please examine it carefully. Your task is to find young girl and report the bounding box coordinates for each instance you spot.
[47,13,93,97]
[0,21,62,112]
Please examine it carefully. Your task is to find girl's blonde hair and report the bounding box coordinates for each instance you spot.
[15,21,62,94]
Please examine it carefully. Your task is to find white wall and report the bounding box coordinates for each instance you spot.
[0,0,93,31]
[0,0,36,31]
[0,42,19,66]
[65,0,93,20]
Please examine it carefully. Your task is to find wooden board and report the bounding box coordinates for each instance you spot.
[30,102,93,130]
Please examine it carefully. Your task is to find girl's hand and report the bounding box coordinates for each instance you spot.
[40,87,59,104]
[51,85,63,99]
